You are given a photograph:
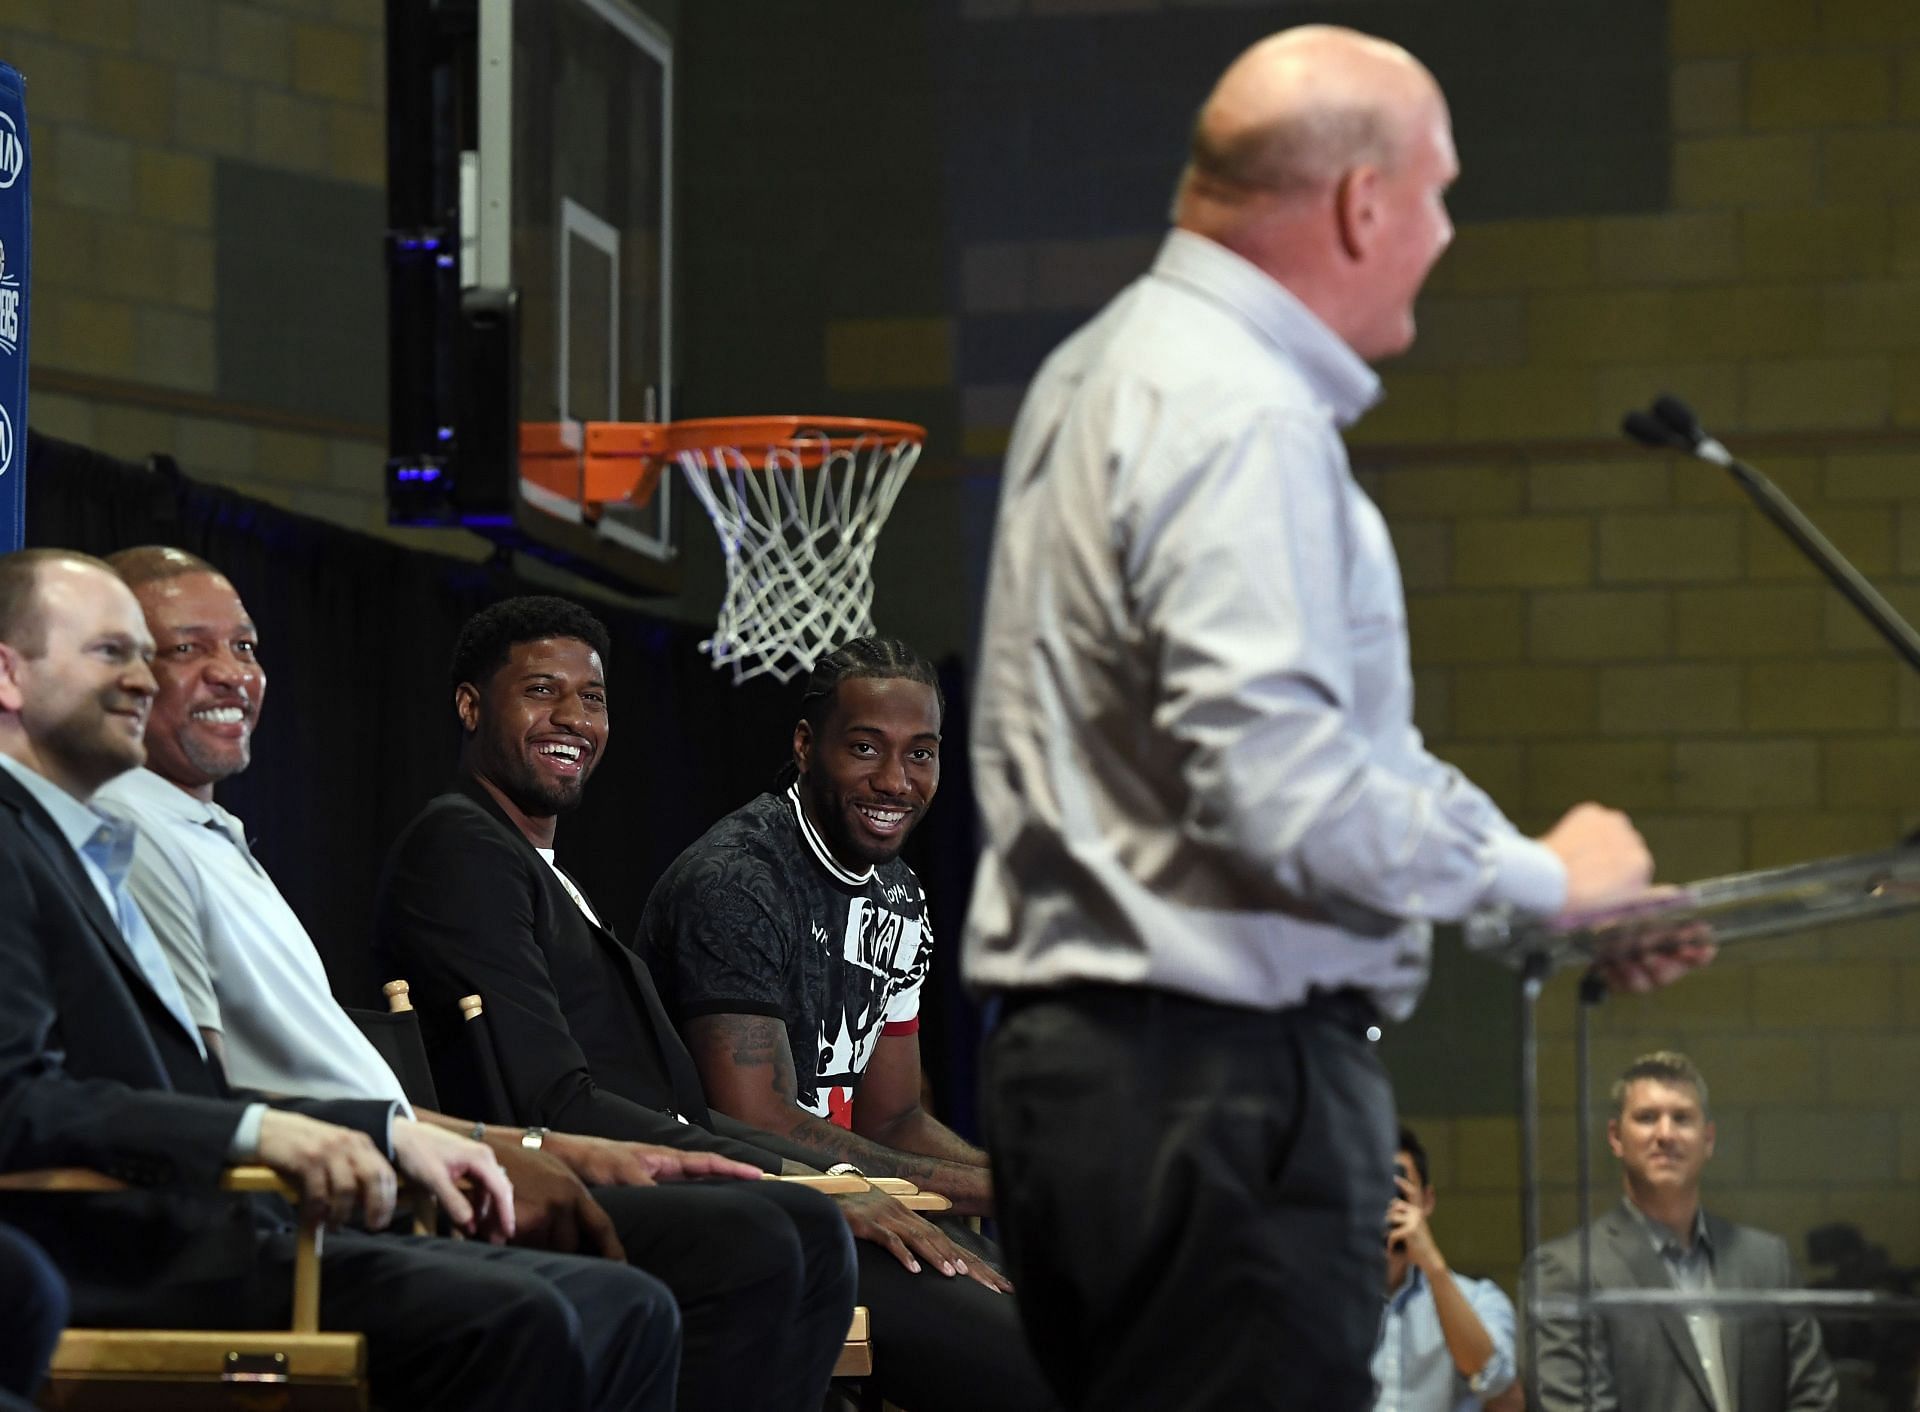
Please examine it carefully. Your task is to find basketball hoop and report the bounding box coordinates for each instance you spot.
[519,415,924,684]
[673,416,923,684]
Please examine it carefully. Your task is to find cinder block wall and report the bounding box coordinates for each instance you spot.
[1384,0,1920,1289]
[0,0,419,541]
[7,0,1916,1293]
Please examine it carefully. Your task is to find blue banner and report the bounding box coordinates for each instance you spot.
[0,63,27,553]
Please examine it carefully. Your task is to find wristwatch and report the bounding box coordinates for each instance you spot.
[521,1126,548,1152]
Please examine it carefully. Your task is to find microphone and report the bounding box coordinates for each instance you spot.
[1652,395,1701,447]
[1624,394,1731,466]
[1621,410,1682,451]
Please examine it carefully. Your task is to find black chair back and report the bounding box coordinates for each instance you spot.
[344,1007,441,1112]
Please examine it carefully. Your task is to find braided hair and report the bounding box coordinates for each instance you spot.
[779,636,943,786]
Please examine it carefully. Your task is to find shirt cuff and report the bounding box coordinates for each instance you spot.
[1470,1347,1518,1402]
[227,1102,268,1161]
[1484,831,1567,918]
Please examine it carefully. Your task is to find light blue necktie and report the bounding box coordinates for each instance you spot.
[82,821,206,1058]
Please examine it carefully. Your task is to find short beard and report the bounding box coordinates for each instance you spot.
[802,773,902,869]
[178,731,250,785]
[37,709,144,794]
[496,754,586,819]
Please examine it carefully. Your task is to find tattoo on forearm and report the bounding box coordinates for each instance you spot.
[685,1013,987,1196]
[691,1013,798,1102]
[783,1116,953,1185]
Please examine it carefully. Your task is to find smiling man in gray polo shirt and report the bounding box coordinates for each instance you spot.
[91,553,406,1105]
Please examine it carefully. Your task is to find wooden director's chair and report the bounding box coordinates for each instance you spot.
[413,984,962,1394]
[0,1164,367,1410]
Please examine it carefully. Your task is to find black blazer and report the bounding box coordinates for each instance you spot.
[372,775,789,1170]
[0,765,392,1324]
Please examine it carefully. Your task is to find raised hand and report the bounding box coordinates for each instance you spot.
[1541,803,1653,914]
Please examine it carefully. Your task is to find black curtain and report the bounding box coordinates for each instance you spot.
[23,432,987,1135]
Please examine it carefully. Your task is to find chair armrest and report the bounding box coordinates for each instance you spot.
[1,1166,322,1331]
[766,1173,870,1194]
[766,1171,953,1211]
[0,1165,296,1199]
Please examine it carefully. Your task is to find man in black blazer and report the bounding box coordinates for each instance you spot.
[375,595,1058,1412]
[0,549,678,1412]
[1527,1051,1837,1411]
[0,1224,64,1406]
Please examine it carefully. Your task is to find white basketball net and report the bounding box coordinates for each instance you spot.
[678,430,921,685]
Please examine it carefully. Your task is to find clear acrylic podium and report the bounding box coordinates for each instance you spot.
[1468,847,1920,1411]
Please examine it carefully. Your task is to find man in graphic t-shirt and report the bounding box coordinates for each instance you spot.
[639,636,992,1215]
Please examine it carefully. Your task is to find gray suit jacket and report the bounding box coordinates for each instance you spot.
[1526,1204,1837,1412]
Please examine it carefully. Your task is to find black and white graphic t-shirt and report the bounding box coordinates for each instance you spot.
[637,786,932,1126]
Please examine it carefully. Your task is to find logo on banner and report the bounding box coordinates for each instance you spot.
[0,240,18,357]
[0,113,20,190]
[0,405,12,480]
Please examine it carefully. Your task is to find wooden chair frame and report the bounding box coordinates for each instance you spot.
[0,1166,366,1409]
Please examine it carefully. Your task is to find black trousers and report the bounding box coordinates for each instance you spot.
[0,1224,66,1400]
[985,986,1397,1412]
[300,1228,680,1412]
[592,1179,858,1412]
[854,1218,1058,1412]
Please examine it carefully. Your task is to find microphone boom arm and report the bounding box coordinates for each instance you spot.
[1718,451,1920,675]
[1626,398,1920,676]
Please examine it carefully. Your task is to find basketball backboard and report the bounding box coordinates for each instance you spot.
[386,0,678,592]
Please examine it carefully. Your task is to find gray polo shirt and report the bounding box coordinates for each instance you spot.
[95,767,411,1111]
[963,229,1565,1019]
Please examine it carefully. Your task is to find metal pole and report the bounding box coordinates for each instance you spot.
[1519,950,1550,1402]
[1575,970,1608,1412]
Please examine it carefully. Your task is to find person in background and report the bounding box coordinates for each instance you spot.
[1372,1127,1520,1412]
[1528,1051,1837,1412]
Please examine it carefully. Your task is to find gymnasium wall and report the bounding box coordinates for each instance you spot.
[7,0,1920,1295]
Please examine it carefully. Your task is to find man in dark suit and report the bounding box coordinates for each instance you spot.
[0,1224,64,1407]
[0,548,679,1412]
[374,594,1057,1412]
[1527,1051,1837,1411]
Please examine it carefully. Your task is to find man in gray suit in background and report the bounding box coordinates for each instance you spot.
[1528,1051,1837,1412]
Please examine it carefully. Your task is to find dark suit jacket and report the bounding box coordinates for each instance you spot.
[372,776,794,1170]
[0,765,392,1324]
[1527,1203,1838,1412]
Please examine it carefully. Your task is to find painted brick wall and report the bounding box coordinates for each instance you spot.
[1379,0,1920,1295]
[7,0,1918,1311]
[0,0,429,542]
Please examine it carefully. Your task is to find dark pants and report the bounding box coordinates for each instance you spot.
[593,1179,858,1412]
[261,1227,678,1412]
[985,986,1397,1412]
[0,1224,66,1399]
[854,1218,1057,1412]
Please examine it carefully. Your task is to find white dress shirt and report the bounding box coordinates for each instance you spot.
[964,228,1565,1019]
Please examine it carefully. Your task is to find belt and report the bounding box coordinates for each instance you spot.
[997,982,1381,1040]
